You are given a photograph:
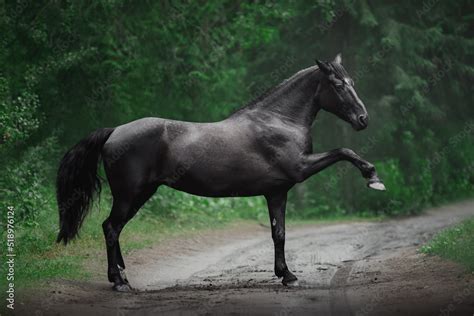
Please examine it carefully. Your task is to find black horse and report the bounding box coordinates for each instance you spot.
[56,54,385,291]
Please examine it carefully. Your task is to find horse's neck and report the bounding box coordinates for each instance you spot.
[241,67,320,127]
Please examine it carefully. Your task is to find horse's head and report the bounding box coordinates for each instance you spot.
[315,54,368,131]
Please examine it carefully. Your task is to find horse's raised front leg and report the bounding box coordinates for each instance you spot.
[296,148,385,190]
[265,192,298,286]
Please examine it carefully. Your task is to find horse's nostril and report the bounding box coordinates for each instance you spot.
[358,114,368,126]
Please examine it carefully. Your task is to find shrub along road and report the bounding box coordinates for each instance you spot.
[20,201,474,315]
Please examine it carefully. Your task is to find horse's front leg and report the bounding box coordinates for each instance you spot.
[265,192,298,286]
[297,148,385,190]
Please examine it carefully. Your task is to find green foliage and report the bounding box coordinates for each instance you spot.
[0,78,40,150]
[421,218,474,271]
[0,136,59,225]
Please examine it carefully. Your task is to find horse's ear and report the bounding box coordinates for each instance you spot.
[333,53,342,64]
[315,59,332,75]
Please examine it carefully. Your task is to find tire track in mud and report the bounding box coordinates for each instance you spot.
[329,261,355,316]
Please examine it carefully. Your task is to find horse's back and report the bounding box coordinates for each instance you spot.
[102,117,250,191]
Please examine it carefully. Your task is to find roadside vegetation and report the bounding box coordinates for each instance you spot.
[421,218,474,272]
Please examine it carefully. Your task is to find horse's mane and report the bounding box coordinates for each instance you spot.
[233,65,319,114]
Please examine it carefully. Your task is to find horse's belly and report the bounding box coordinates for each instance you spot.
[164,155,290,197]
[166,179,285,197]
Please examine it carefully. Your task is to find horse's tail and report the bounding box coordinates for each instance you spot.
[56,127,115,244]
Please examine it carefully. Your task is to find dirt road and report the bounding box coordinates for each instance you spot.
[20,201,474,315]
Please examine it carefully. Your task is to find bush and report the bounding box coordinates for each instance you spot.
[0,136,59,226]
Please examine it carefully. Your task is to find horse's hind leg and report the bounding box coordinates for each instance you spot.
[102,198,133,291]
[103,184,159,292]
[114,184,159,280]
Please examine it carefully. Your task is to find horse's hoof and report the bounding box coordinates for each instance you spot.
[113,283,133,292]
[283,279,299,287]
[282,271,298,287]
[368,181,386,191]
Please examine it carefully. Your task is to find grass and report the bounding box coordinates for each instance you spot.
[421,217,474,271]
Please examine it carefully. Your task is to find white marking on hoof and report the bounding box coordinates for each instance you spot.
[118,265,129,283]
[113,283,133,292]
[368,182,386,191]
[284,279,299,287]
